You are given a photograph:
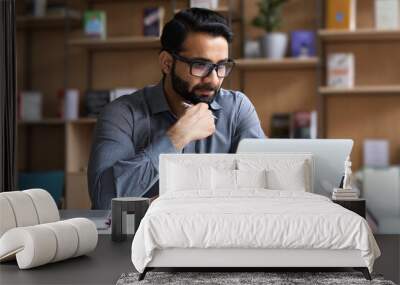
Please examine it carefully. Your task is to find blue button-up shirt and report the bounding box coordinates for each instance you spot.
[88,81,265,209]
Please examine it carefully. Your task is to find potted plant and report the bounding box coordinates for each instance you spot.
[252,0,289,59]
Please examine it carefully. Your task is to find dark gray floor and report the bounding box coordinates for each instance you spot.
[0,235,398,285]
[0,235,134,285]
[374,235,400,284]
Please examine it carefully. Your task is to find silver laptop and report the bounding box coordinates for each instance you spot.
[236,139,354,196]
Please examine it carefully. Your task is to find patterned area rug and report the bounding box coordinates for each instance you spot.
[116,271,396,285]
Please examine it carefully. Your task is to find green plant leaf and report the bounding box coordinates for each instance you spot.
[252,0,289,32]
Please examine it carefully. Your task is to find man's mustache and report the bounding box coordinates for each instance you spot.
[192,84,218,92]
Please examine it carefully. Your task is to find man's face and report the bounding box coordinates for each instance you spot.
[169,32,229,105]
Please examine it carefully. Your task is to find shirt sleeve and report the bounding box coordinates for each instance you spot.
[87,100,179,209]
[230,92,266,152]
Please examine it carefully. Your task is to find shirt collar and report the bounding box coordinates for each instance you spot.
[146,81,171,115]
[146,80,222,114]
[209,99,222,111]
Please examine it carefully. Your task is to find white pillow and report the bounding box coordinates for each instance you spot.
[167,163,212,191]
[211,169,268,190]
[211,168,236,190]
[266,161,307,191]
[237,158,309,192]
[236,169,268,189]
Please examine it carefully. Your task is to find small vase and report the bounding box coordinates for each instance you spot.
[260,32,288,59]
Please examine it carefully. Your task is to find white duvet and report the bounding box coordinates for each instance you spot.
[131,190,380,273]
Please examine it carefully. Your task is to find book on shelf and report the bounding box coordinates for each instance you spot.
[363,139,390,168]
[84,10,107,39]
[332,195,359,200]
[270,113,292,138]
[143,7,165,37]
[190,0,219,9]
[270,111,317,139]
[292,111,317,139]
[110,88,138,102]
[59,89,79,120]
[84,88,138,117]
[333,190,358,194]
[46,2,81,18]
[332,187,359,200]
[19,91,42,121]
[326,0,356,30]
[290,30,316,58]
[25,0,46,17]
[84,90,110,117]
[327,53,355,88]
[374,0,400,29]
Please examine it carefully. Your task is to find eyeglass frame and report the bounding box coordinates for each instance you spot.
[168,51,235,78]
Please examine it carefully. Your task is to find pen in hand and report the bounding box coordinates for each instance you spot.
[181,102,217,119]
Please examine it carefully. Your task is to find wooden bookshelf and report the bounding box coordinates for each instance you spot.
[318,29,400,42]
[69,36,161,50]
[65,172,91,209]
[235,57,319,70]
[319,1,400,170]
[320,86,400,95]
[17,14,81,29]
[16,0,400,209]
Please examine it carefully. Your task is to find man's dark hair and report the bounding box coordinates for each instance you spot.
[161,8,233,54]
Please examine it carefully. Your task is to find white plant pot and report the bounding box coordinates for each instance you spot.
[260,32,288,59]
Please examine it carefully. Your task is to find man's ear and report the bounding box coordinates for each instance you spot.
[159,51,173,74]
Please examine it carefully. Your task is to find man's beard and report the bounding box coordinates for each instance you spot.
[170,64,220,105]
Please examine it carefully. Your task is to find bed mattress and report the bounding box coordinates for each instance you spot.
[131,190,380,273]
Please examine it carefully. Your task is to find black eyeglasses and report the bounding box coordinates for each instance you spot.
[170,52,235,78]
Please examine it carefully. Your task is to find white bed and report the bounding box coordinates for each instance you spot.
[131,154,380,280]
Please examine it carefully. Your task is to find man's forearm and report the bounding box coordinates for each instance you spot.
[89,134,180,209]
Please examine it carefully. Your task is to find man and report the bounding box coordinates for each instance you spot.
[88,8,265,209]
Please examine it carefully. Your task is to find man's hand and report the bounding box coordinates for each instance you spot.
[167,103,216,150]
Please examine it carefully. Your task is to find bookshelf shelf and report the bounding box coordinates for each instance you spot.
[318,29,400,42]
[17,14,81,29]
[18,118,65,125]
[235,57,319,70]
[68,36,161,50]
[319,85,400,95]
[174,6,240,20]
[69,118,98,124]
[18,118,97,125]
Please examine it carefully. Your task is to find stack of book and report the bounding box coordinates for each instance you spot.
[270,111,317,139]
[332,188,359,200]
[84,90,110,117]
